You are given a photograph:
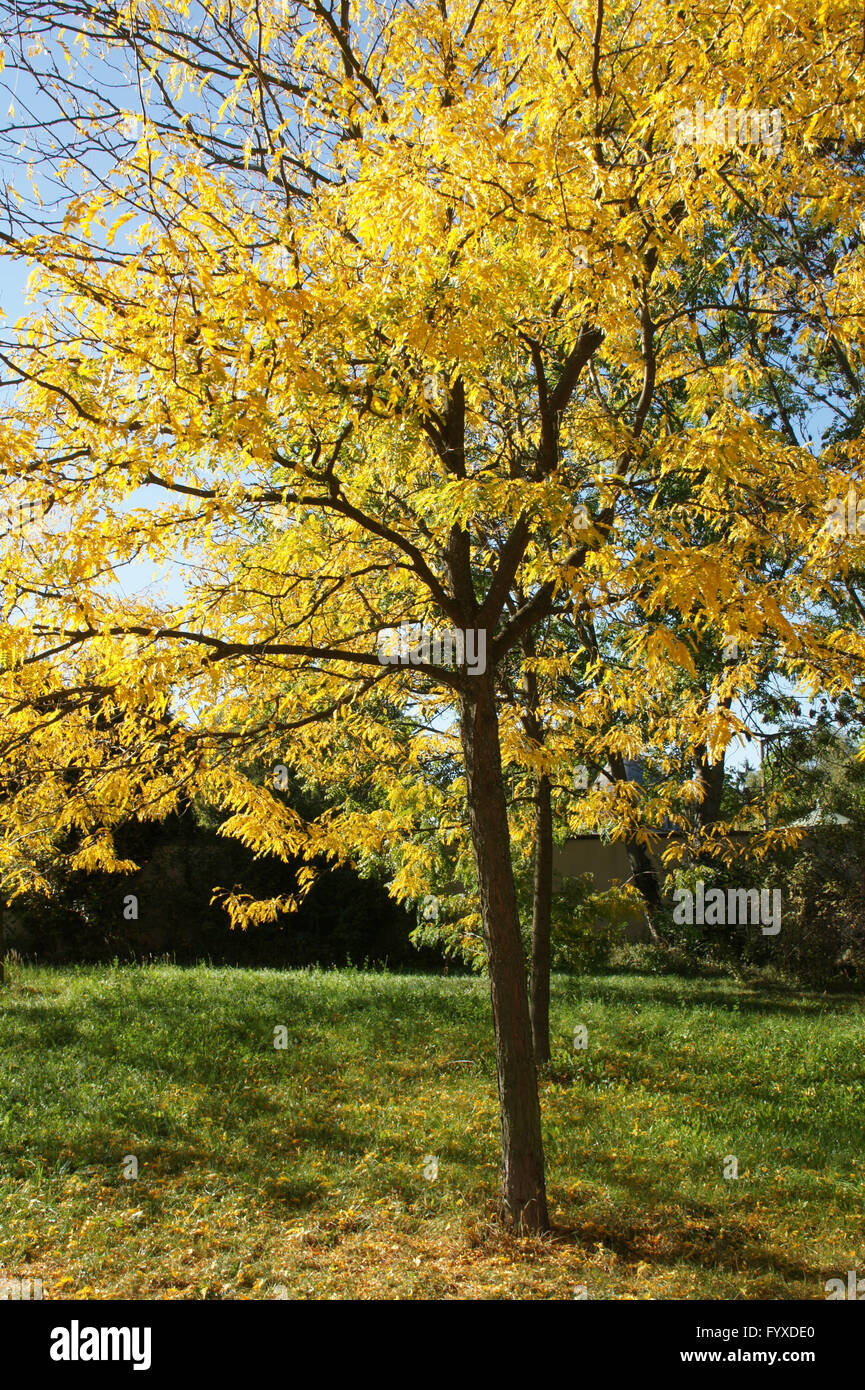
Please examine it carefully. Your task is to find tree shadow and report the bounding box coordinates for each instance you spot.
[557,975,858,1017]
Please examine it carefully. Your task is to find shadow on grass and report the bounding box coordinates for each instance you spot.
[0,970,495,1221]
[552,1197,819,1286]
[558,975,857,1017]
[1,966,857,1276]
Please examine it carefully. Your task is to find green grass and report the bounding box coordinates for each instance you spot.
[0,963,862,1298]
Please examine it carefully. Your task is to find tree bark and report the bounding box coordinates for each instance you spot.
[696,748,726,830]
[519,643,553,1065]
[459,675,549,1233]
[608,751,665,938]
[622,836,666,941]
[530,771,553,1064]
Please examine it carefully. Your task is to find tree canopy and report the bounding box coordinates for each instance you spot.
[2,0,865,1228]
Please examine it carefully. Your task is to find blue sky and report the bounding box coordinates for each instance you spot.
[0,23,839,782]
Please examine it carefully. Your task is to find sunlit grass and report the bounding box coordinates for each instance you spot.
[0,963,861,1298]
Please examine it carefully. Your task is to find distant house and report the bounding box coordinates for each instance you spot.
[553,805,854,941]
[788,804,850,828]
[552,837,654,941]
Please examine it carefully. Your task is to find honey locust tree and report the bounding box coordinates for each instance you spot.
[2,0,865,1229]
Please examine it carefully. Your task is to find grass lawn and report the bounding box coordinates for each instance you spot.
[0,963,862,1299]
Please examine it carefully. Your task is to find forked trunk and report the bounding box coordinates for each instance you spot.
[459,676,548,1233]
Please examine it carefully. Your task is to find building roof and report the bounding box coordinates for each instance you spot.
[789,805,851,827]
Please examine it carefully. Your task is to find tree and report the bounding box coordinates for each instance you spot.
[2,0,865,1230]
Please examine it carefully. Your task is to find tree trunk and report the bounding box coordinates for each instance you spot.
[623,836,666,942]
[530,772,552,1064]
[459,676,549,1233]
[519,640,553,1064]
[608,751,665,939]
[695,747,727,877]
[697,749,726,830]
